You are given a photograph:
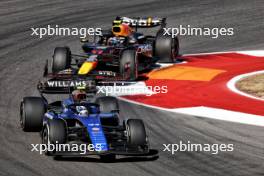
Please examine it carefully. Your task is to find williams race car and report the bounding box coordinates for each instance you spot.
[38,16,179,93]
[20,90,152,160]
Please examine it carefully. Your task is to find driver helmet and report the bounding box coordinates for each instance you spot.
[112,23,133,37]
[72,89,86,102]
[76,106,89,117]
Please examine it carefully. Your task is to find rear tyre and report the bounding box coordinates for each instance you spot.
[126,119,147,146]
[20,97,46,132]
[154,29,179,63]
[52,47,71,73]
[95,96,119,113]
[120,49,138,81]
[95,96,119,126]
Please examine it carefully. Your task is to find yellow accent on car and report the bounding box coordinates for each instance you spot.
[78,62,94,75]
[76,86,86,90]
[113,20,121,25]
[147,17,152,26]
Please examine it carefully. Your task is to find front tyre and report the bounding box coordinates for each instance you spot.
[47,119,67,144]
[126,119,147,146]
[42,119,67,155]
[52,47,71,73]
[119,49,138,81]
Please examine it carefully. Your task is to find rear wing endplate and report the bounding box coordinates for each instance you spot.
[113,16,166,28]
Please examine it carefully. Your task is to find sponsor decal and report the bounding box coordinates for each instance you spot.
[88,123,100,126]
[98,71,116,76]
[138,44,152,52]
[92,127,100,131]
[120,17,162,27]
[46,80,89,87]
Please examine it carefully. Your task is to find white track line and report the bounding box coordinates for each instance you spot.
[119,97,264,127]
[237,50,264,57]
[171,106,264,126]
[227,70,264,101]
[182,50,264,57]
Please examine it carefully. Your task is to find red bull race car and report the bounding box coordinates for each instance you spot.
[38,17,179,93]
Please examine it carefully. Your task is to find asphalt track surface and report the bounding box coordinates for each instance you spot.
[0,0,263,176]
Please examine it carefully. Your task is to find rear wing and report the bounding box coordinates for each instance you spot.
[37,77,97,94]
[38,60,97,94]
[113,16,166,28]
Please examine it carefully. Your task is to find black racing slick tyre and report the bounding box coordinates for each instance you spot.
[154,29,179,63]
[95,96,119,113]
[42,119,67,155]
[120,49,138,81]
[52,47,71,73]
[20,97,46,132]
[126,119,147,146]
[95,97,120,126]
[47,119,67,144]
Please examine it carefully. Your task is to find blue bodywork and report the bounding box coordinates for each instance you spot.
[43,97,118,152]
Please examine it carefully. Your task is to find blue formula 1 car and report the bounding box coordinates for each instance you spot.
[20,91,151,160]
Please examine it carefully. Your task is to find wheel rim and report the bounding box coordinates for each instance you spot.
[134,54,138,80]
[42,126,51,144]
[42,128,48,145]
[123,62,131,80]
[42,126,51,154]
[127,58,138,80]
[126,123,131,144]
[171,38,177,62]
